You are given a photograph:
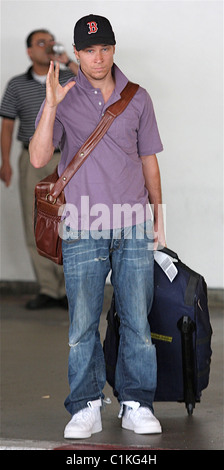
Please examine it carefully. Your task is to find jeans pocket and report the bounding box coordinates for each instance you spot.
[62,225,86,244]
[134,220,154,244]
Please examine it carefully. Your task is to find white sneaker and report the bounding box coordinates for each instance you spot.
[121,401,162,434]
[64,399,102,439]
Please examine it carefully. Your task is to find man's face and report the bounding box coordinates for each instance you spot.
[27,32,55,66]
[74,44,115,82]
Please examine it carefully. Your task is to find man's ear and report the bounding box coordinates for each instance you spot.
[27,47,33,61]
[73,46,80,61]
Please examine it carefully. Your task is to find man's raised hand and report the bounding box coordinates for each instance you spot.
[46,61,75,108]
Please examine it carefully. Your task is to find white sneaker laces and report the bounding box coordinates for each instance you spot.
[119,401,155,421]
[118,400,140,418]
[71,398,102,423]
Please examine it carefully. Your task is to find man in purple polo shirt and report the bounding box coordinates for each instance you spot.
[30,14,165,439]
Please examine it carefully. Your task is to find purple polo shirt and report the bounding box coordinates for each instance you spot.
[36,64,163,230]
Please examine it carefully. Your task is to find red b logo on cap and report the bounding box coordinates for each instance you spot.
[87,21,98,34]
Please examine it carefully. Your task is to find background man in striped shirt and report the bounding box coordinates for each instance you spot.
[0,30,78,309]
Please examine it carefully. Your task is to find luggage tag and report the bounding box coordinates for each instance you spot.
[154,250,178,282]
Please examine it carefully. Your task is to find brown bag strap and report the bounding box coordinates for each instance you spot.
[49,81,139,199]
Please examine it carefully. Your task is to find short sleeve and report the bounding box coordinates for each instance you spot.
[0,80,18,119]
[137,90,163,156]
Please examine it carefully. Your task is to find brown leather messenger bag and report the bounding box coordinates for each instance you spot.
[33,81,139,264]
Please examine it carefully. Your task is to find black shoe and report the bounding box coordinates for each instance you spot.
[25,294,59,310]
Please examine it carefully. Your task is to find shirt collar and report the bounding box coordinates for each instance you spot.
[112,64,129,95]
[76,63,129,98]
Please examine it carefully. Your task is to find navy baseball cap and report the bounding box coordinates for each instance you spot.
[74,14,116,51]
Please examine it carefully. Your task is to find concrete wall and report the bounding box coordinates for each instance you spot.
[0,0,223,287]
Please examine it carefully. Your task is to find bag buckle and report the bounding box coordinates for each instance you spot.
[46,193,57,205]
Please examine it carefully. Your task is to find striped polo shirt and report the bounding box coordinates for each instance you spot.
[0,66,75,146]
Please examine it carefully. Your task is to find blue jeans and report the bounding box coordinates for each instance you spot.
[62,222,157,415]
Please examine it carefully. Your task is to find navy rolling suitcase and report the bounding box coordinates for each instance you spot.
[103,247,212,415]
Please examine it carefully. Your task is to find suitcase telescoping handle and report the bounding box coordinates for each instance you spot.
[158,246,180,261]
[177,315,196,415]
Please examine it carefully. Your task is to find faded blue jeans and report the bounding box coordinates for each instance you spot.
[62,222,157,415]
